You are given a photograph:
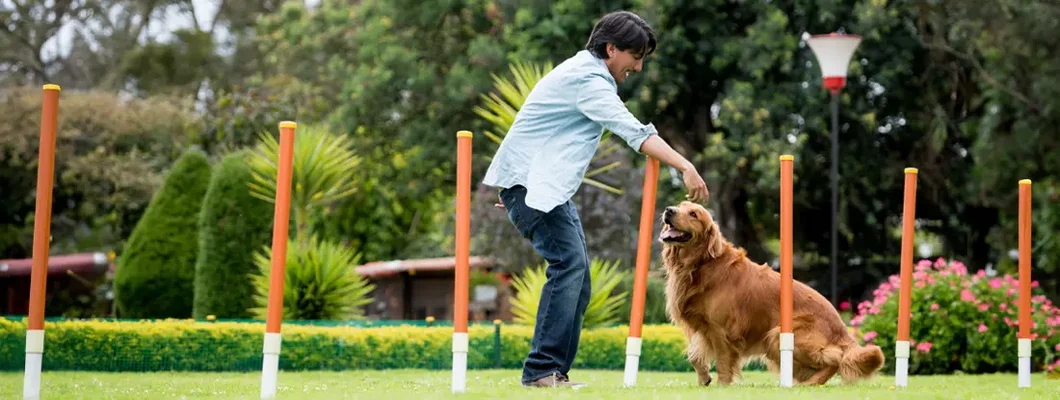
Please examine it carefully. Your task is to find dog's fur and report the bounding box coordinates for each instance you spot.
[657,201,884,386]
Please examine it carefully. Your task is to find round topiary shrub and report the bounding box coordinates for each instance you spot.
[114,147,212,318]
[192,150,274,319]
[851,258,1060,375]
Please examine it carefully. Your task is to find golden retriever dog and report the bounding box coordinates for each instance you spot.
[658,201,884,386]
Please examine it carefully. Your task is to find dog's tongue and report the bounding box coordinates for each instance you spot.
[660,227,683,240]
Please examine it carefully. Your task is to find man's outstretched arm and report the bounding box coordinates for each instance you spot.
[638,135,709,203]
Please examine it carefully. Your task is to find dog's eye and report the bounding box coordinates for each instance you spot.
[689,211,697,219]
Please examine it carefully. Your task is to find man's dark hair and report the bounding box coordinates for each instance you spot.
[585,11,657,59]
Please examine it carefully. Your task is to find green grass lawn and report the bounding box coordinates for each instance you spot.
[0,369,1055,399]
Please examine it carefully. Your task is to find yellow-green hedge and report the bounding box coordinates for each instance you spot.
[0,318,761,372]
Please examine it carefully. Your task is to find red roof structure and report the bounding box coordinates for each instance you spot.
[354,256,495,278]
[0,252,110,278]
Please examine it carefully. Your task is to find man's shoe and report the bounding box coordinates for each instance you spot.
[522,373,586,389]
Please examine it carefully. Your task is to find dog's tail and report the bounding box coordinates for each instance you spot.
[838,342,885,382]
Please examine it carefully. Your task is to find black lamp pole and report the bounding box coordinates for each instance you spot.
[830,90,839,307]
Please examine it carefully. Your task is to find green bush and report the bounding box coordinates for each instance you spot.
[114,148,212,318]
[509,258,630,328]
[617,268,671,325]
[249,235,375,320]
[192,150,274,319]
[852,258,1060,375]
[0,318,745,373]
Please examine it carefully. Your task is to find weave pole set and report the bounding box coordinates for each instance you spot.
[14,88,1039,398]
[17,84,301,400]
[774,157,1036,389]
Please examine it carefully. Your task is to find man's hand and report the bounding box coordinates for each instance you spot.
[682,165,709,203]
[495,192,505,209]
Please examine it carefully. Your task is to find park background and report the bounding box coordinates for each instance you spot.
[1,0,1059,381]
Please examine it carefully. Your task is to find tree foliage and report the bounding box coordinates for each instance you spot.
[114,147,212,318]
[193,150,274,319]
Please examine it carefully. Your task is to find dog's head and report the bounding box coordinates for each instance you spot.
[659,201,726,258]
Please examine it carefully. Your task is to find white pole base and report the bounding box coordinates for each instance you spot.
[779,333,794,387]
[23,353,42,400]
[452,332,469,393]
[623,337,642,387]
[260,332,282,400]
[23,329,44,400]
[1018,338,1031,388]
[895,340,910,388]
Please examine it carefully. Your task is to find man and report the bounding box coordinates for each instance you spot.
[482,10,708,388]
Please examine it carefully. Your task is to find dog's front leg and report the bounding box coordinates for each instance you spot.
[684,328,714,386]
[713,349,741,386]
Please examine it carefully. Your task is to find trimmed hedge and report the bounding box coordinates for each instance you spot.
[0,318,739,373]
[193,150,274,319]
[114,148,212,318]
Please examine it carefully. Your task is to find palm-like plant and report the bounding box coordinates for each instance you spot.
[249,235,375,321]
[473,61,627,195]
[509,258,630,328]
[246,124,361,243]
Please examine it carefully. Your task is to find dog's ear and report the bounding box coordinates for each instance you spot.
[705,223,725,258]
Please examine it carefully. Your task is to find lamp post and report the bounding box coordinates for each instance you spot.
[806,33,861,307]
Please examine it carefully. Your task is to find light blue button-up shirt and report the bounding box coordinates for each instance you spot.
[481,50,658,213]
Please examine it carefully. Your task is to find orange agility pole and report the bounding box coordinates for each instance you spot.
[778,155,794,387]
[1017,179,1032,388]
[23,84,60,400]
[260,121,296,400]
[623,156,659,387]
[452,130,473,393]
[895,167,918,388]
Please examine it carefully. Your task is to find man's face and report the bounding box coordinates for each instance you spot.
[604,43,645,84]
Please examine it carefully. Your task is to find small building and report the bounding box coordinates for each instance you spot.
[355,256,513,322]
[0,252,112,315]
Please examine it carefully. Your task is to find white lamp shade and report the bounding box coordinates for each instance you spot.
[807,33,861,79]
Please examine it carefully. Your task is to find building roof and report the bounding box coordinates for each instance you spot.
[0,252,111,278]
[355,256,495,278]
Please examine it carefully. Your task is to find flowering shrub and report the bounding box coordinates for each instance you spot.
[851,258,1060,375]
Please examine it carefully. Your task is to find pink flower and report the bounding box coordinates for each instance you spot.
[978,324,988,333]
[999,304,1008,312]
[1004,316,1015,326]
[1008,288,1017,296]
[869,306,880,315]
[949,281,957,288]
[989,278,1003,289]
[863,331,877,342]
[951,261,967,275]
[1032,281,1039,288]
[976,269,987,278]
[916,342,933,352]
[840,301,851,311]
[916,281,926,288]
[917,260,932,270]
[961,289,977,302]
[914,270,928,281]
[934,258,947,267]
[1055,343,1060,352]
[931,303,940,311]
[979,303,990,312]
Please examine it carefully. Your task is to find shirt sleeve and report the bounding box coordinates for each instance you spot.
[574,72,658,153]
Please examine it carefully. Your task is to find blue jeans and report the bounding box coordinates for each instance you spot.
[498,185,592,383]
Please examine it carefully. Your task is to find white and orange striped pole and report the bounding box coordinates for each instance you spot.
[22,84,60,400]
[779,155,794,387]
[260,121,296,400]
[1017,179,1032,388]
[623,156,659,387]
[895,167,918,388]
[452,130,473,393]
